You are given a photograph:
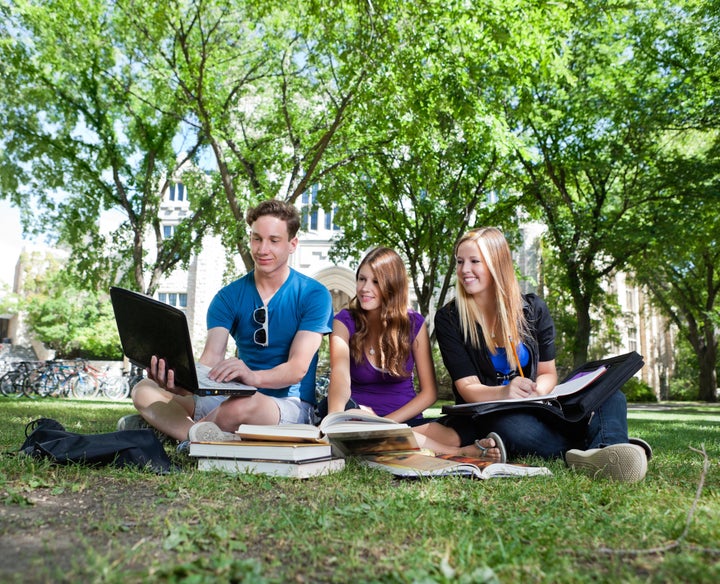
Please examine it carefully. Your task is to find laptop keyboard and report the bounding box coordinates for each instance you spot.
[195,363,255,391]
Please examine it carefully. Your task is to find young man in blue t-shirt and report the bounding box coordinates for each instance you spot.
[119,200,333,443]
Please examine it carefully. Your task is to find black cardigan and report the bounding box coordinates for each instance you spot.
[434,293,556,405]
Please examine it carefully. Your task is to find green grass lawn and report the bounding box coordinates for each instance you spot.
[0,398,718,583]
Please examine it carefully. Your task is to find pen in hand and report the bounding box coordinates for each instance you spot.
[509,336,525,378]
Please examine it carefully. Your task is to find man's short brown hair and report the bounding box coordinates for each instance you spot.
[245,199,301,239]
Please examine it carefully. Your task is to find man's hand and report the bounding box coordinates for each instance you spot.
[205,357,259,388]
[147,355,192,396]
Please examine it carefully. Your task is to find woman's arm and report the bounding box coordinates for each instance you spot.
[454,358,557,402]
[383,322,438,422]
[532,359,558,396]
[326,320,352,414]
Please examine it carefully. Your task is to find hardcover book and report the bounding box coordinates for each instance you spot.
[235,410,420,456]
[196,456,345,478]
[188,440,332,462]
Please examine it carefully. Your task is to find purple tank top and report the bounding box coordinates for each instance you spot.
[335,309,425,419]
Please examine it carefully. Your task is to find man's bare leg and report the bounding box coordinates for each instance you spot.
[131,379,196,442]
[204,393,281,429]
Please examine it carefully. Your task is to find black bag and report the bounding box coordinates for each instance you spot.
[441,351,645,423]
[19,418,173,473]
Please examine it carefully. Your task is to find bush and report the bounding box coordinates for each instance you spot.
[622,377,656,402]
[667,377,699,402]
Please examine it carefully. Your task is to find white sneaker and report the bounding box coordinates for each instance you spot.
[188,421,239,443]
[565,443,647,482]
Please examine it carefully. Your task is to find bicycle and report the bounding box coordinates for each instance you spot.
[120,365,145,397]
[67,360,101,399]
[68,361,129,400]
[0,362,30,398]
[0,361,41,398]
[315,370,330,403]
[25,360,77,398]
[99,365,131,400]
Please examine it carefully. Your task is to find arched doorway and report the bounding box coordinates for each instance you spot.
[312,266,355,313]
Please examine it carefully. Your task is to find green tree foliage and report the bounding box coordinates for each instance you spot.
[632,168,719,402]
[319,1,558,320]
[119,0,384,269]
[0,0,718,400]
[0,0,213,294]
[21,253,122,359]
[506,1,677,368]
[625,0,720,401]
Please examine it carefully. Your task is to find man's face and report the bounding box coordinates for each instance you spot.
[249,215,298,275]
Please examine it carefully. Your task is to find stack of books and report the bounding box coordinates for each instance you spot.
[188,410,414,478]
[189,438,344,478]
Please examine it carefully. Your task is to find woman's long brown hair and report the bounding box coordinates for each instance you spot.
[348,247,411,377]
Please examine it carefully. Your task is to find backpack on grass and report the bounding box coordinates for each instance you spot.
[19,417,172,473]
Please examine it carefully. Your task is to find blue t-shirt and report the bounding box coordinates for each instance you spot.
[207,269,333,403]
[489,342,530,385]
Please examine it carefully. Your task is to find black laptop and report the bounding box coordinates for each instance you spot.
[109,286,256,397]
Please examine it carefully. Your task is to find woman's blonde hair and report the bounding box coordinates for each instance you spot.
[348,247,411,377]
[454,227,528,369]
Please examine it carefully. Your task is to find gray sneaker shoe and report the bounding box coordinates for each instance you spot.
[629,437,652,460]
[565,443,647,482]
[117,414,172,445]
[117,414,149,431]
[188,421,239,443]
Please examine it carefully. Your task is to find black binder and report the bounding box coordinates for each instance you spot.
[441,351,644,423]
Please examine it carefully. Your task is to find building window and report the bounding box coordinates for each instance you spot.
[324,205,340,231]
[626,289,635,312]
[162,225,175,239]
[301,184,339,232]
[628,327,638,353]
[158,292,188,310]
[301,187,319,231]
[169,182,186,202]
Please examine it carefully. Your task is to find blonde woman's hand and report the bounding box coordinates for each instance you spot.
[505,376,537,399]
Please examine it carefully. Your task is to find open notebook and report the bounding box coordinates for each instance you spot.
[110,286,256,397]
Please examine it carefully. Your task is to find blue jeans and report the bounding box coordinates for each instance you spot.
[477,390,630,459]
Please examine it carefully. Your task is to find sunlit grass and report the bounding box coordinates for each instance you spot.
[1,398,719,583]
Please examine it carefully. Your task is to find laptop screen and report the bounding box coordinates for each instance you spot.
[110,286,200,391]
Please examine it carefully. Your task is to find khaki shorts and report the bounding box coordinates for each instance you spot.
[192,395,313,424]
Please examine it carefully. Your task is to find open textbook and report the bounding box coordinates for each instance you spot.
[235,410,419,455]
[444,365,608,413]
[362,452,552,480]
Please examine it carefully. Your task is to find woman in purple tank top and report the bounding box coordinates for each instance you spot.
[326,247,438,423]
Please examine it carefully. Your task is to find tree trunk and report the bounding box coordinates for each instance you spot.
[697,339,718,403]
[572,290,592,369]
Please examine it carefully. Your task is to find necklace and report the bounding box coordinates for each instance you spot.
[369,347,376,356]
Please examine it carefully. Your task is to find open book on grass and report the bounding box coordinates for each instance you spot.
[362,452,552,480]
[235,409,419,456]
